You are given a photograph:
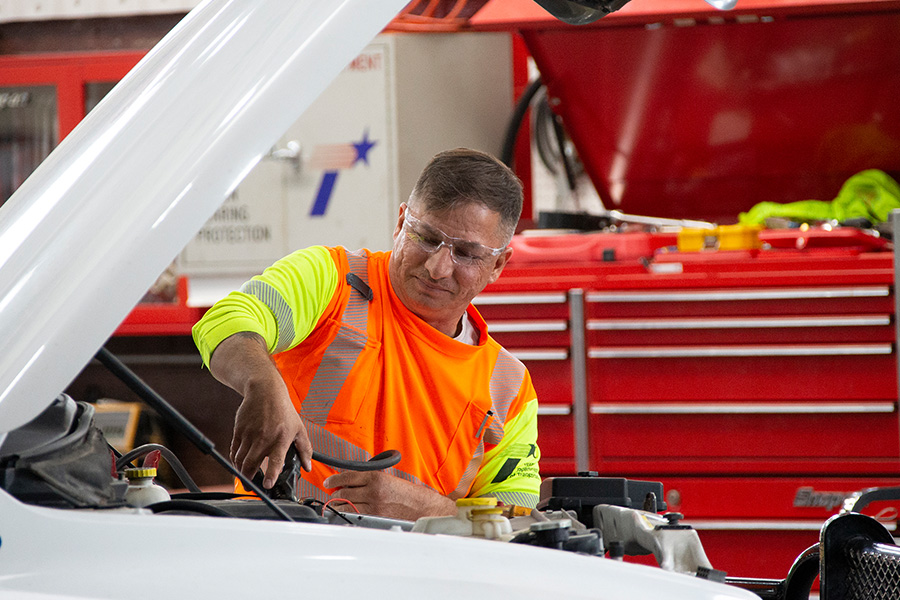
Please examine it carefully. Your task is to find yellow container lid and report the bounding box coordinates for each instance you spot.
[124,467,157,479]
[471,507,504,516]
[456,497,498,508]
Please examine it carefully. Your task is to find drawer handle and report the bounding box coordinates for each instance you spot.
[586,286,889,303]
[538,405,572,416]
[511,349,568,360]
[474,292,567,305]
[588,344,892,358]
[587,315,891,330]
[589,402,895,415]
[488,320,568,333]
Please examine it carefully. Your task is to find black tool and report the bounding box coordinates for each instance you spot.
[253,445,402,501]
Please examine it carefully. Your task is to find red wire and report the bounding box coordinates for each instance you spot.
[323,497,361,514]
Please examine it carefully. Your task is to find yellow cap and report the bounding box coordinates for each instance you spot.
[471,507,504,517]
[125,467,157,479]
[456,497,497,508]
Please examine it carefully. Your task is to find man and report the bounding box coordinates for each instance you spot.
[193,148,541,520]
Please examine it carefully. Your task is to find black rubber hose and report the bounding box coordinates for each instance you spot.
[500,76,545,168]
[313,449,402,472]
[116,443,202,493]
[550,110,578,193]
[147,499,234,518]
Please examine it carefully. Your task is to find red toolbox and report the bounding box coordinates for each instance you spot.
[479,244,898,580]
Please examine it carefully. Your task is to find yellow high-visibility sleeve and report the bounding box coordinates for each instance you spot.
[470,397,541,507]
[192,245,339,367]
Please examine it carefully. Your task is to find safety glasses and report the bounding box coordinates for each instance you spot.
[402,209,506,268]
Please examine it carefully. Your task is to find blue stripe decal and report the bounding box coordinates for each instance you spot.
[311,171,339,216]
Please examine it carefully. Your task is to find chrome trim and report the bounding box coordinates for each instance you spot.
[488,320,567,333]
[894,209,900,438]
[510,349,568,361]
[586,287,890,303]
[587,315,891,330]
[569,289,590,473]
[589,402,895,415]
[588,344,892,358]
[473,292,567,305]
[538,405,572,416]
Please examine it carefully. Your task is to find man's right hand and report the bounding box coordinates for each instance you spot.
[209,332,313,488]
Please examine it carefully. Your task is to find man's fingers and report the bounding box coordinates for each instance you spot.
[237,441,274,484]
[294,430,314,472]
[323,470,366,490]
[239,449,262,482]
[262,452,285,489]
[229,435,239,465]
[232,436,249,473]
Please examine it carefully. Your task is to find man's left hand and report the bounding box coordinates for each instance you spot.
[323,471,456,521]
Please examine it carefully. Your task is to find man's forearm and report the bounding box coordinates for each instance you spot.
[211,331,314,479]
[208,332,278,397]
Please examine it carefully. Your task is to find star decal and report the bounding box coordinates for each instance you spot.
[352,130,376,166]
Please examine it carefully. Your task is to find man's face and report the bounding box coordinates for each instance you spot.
[388,201,513,337]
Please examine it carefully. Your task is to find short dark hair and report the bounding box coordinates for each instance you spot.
[409,148,523,243]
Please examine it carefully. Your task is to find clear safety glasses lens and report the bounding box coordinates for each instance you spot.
[403,211,504,267]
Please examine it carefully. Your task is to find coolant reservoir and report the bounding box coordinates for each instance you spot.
[412,497,511,539]
[124,467,170,508]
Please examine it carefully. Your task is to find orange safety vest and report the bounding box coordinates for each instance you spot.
[272,247,530,502]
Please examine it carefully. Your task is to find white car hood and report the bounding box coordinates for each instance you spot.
[0,490,758,600]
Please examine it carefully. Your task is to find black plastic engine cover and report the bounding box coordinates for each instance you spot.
[537,475,666,528]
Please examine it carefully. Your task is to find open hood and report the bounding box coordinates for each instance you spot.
[0,0,410,435]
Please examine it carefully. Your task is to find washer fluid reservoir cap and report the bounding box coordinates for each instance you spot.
[456,497,497,508]
[471,507,504,516]
[125,467,157,479]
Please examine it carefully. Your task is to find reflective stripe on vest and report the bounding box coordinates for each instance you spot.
[484,348,525,447]
[240,279,297,354]
[300,250,371,425]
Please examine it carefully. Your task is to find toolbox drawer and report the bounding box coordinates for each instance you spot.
[585,286,893,319]
[658,476,900,520]
[474,292,568,320]
[588,406,899,475]
[587,353,896,402]
[587,314,893,347]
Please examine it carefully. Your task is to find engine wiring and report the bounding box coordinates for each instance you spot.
[323,497,361,515]
[302,498,357,525]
